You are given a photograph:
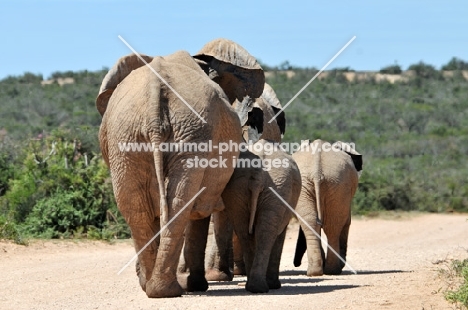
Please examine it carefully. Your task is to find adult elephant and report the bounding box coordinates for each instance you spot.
[96,39,265,298]
[205,83,285,281]
[292,139,362,276]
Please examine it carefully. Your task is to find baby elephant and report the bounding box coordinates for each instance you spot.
[221,139,301,293]
[292,139,362,276]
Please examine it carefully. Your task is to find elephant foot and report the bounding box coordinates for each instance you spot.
[233,261,246,276]
[205,268,233,281]
[267,277,281,290]
[145,278,183,298]
[246,277,269,293]
[307,265,324,277]
[179,272,209,292]
[138,276,147,292]
[136,261,146,291]
[323,267,343,275]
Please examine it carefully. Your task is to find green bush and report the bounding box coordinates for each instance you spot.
[0,129,129,240]
[0,145,15,197]
[380,64,402,74]
[445,259,468,308]
[442,57,468,71]
[408,61,441,79]
[0,215,26,244]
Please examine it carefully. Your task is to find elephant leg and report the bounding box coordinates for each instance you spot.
[129,216,160,292]
[132,218,160,291]
[232,232,246,275]
[205,210,234,281]
[112,164,160,292]
[266,226,287,289]
[230,219,254,278]
[338,218,351,270]
[145,171,204,298]
[246,217,278,293]
[301,221,324,276]
[180,216,211,292]
[293,226,307,267]
[295,193,324,276]
[323,225,344,275]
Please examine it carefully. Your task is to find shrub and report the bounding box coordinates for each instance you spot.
[442,57,468,71]
[408,61,441,79]
[0,215,26,244]
[380,64,402,74]
[444,259,468,308]
[0,129,129,240]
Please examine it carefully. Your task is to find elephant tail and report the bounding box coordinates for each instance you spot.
[248,187,260,235]
[314,178,323,227]
[154,141,168,226]
[248,174,263,235]
[148,61,171,227]
[312,139,324,227]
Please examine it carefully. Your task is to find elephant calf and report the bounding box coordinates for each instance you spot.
[221,139,301,293]
[292,139,362,276]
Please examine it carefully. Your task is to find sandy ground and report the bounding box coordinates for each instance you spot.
[1,213,467,310]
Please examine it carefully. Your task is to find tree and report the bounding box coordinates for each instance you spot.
[380,64,402,74]
[408,61,441,79]
[441,57,468,71]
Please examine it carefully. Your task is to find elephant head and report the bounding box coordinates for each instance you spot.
[193,38,265,139]
[193,38,265,103]
[241,83,286,143]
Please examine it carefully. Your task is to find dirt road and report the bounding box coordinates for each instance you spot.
[1,213,467,309]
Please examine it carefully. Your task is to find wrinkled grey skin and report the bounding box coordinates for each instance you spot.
[292,139,362,276]
[204,83,286,281]
[96,38,265,298]
[221,139,301,293]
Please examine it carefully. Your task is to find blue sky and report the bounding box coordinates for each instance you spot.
[1,0,467,79]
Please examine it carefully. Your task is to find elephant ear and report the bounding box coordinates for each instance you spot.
[193,38,265,104]
[232,97,264,143]
[270,106,286,136]
[96,54,153,116]
[335,141,363,173]
[261,83,286,137]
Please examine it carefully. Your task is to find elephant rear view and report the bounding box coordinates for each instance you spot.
[96,39,266,298]
[292,139,362,276]
[221,139,301,293]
